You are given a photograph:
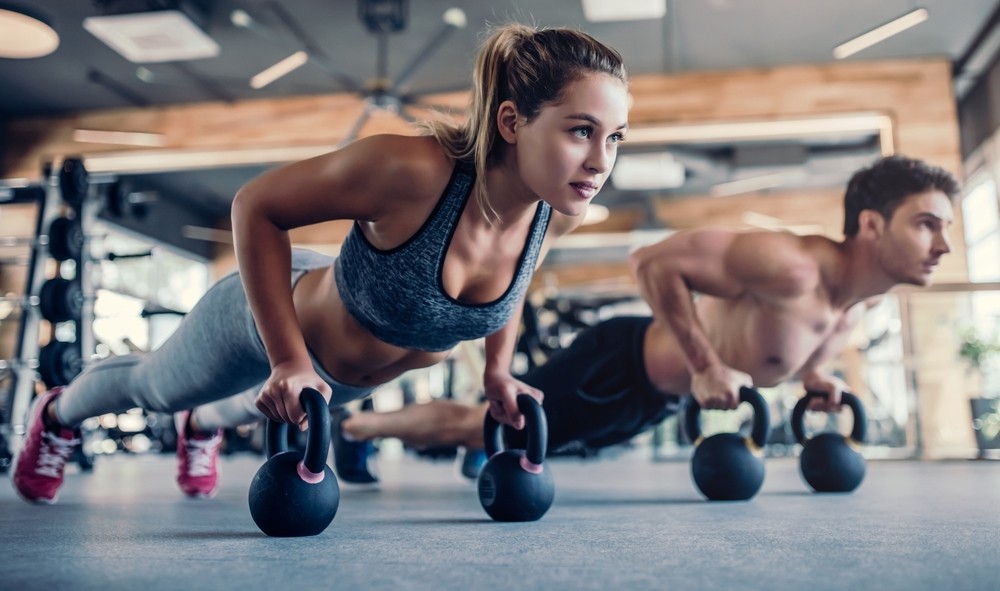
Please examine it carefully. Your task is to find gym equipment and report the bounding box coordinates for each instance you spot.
[47,217,84,262]
[0,235,48,249]
[478,394,554,522]
[59,158,89,210]
[248,388,339,537]
[791,391,867,493]
[685,386,771,501]
[37,340,83,388]
[38,278,83,323]
[0,184,45,205]
[106,181,157,220]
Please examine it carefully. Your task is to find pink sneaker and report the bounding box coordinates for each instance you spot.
[174,410,223,499]
[13,388,82,504]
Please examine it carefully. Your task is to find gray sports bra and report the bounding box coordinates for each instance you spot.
[334,162,552,352]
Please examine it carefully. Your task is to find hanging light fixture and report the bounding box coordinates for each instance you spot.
[0,3,59,59]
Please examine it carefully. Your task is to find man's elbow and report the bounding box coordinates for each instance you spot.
[628,246,652,281]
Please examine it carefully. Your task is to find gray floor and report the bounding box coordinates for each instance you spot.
[1,450,998,591]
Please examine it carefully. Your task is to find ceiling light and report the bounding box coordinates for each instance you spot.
[833,8,929,59]
[711,172,799,197]
[627,113,896,155]
[73,129,166,147]
[582,0,666,22]
[442,8,467,28]
[84,10,219,63]
[611,153,686,191]
[251,51,309,89]
[0,4,59,58]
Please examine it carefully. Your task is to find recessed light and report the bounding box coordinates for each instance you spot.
[84,10,219,63]
[582,0,666,23]
[0,4,59,59]
[833,8,929,59]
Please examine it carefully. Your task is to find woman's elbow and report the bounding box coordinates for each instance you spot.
[230,182,264,229]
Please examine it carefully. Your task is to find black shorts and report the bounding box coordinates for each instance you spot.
[505,316,684,454]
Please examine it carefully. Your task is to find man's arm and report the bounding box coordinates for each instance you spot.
[797,297,881,410]
[629,228,818,409]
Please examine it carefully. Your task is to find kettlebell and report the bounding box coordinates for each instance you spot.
[684,386,771,501]
[791,390,867,493]
[248,387,340,537]
[478,394,554,522]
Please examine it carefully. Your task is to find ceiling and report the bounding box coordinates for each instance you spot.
[2,0,998,118]
[2,0,999,250]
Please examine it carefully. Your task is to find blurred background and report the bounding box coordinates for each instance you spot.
[2,0,1000,468]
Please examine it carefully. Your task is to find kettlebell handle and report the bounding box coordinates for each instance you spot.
[790,390,867,445]
[264,387,331,475]
[483,394,547,465]
[684,386,771,448]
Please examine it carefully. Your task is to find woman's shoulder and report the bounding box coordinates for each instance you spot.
[349,134,455,190]
[339,134,457,215]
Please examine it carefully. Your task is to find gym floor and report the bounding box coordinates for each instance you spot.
[1,451,997,590]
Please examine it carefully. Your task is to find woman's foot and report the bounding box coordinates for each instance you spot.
[174,410,223,498]
[13,388,81,504]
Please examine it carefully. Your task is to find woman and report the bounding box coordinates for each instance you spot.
[14,22,630,503]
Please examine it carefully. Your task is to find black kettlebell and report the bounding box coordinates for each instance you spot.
[478,394,554,522]
[248,388,340,537]
[685,386,771,501]
[791,390,867,493]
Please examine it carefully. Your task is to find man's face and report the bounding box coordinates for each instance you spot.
[875,190,954,286]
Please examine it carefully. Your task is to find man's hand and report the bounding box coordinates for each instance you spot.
[801,371,849,412]
[690,364,753,410]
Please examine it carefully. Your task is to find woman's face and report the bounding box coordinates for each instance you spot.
[510,73,629,217]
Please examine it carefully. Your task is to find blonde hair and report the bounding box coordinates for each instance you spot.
[423,24,627,223]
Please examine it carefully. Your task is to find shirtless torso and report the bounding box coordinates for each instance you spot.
[632,187,954,409]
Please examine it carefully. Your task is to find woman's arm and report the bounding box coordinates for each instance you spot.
[481,210,585,428]
[232,135,448,426]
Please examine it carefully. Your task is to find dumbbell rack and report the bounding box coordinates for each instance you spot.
[0,157,95,472]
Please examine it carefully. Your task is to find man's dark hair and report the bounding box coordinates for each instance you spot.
[843,155,961,236]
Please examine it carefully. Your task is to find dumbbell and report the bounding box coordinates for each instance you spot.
[59,158,89,210]
[0,217,85,262]
[0,340,83,388]
[0,278,85,323]
[48,217,85,261]
[38,278,85,323]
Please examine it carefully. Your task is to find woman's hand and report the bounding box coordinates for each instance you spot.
[255,359,332,430]
[483,371,544,430]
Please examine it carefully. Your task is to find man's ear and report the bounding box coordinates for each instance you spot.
[496,100,519,144]
[858,209,885,238]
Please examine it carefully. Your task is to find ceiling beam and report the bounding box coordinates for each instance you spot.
[2,58,958,183]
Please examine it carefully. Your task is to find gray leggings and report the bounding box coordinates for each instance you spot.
[54,249,373,429]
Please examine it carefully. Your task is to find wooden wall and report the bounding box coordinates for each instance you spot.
[2,57,976,457]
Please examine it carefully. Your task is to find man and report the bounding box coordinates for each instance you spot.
[332,154,959,483]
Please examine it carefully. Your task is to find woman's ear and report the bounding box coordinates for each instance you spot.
[496,100,519,144]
